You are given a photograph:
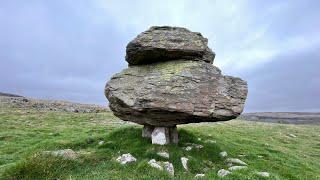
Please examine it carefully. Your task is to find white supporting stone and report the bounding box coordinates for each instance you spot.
[151,126,179,145]
[142,125,154,138]
[151,127,170,145]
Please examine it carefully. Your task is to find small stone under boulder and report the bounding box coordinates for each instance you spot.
[150,126,178,145]
[105,26,248,145]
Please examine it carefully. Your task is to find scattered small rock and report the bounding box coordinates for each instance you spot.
[205,140,216,143]
[288,133,297,138]
[148,159,174,176]
[184,143,203,151]
[98,141,105,145]
[194,144,204,149]
[219,151,228,158]
[226,158,247,166]
[184,146,193,151]
[257,155,263,158]
[256,172,270,177]
[195,174,205,178]
[116,153,136,164]
[163,161,175,176]
[157,151,169,159]
[43,149,77,160]
[217,169,231,177]
[238,154,246,157]
[148,159,163,170]
[228,166,247,171]
[227,162,233,167]
[181,157,189,171]
[198,138,202,141]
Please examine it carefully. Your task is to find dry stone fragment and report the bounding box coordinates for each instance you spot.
[181,157,189,171]
[217,169,231,177]
[116,153,136,164]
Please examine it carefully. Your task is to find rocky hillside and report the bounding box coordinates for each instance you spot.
[240,112,320,125]
[0,92,109,113]
[0,92,23,97]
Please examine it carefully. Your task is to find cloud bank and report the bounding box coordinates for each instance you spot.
[0,0,319,112]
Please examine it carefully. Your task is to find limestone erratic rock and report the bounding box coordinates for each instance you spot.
[106,61,247,127]
[105,26,248,144]
[126,26,215,65]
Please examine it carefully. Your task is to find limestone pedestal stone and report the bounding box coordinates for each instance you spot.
[142,125,179,145]
[142,125,154,138]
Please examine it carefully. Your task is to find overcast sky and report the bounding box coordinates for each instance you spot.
[1,0,319,112]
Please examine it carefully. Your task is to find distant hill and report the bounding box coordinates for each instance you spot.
[0,92,23,97]
[240,112,320,125]
[0,92,109,113]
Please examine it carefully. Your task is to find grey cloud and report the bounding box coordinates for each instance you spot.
[239,46,320,112]
[0,1,319,111]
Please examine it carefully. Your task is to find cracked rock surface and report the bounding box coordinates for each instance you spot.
[126,26,215,65]
[105,60,247,126]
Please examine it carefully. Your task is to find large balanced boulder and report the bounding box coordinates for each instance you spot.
[126,26,215,65]
[106,60,247,126]
[105,26,248,145]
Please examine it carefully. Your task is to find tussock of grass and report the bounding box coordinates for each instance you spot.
[0,109,319,179]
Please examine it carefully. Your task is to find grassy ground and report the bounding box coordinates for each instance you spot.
[0,108,319,179]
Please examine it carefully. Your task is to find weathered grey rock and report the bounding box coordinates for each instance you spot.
[256,172,270,177]
[148,159,174,176]
[181,157,189,171]
[226,158,247,166]
[148,159,163,170]
[184,146,193,151]
[126,26,215,65]
[98,141,105,145]
[169,126,179,144]
[43,149,77,160]
[217,169,231,177]
[219,151,228,158]
[288,133,297,138]
[142,125,154,138]
[195,174,205,178]
[163,162,175,176]
[151,127,170,145]
[148,126,178,145]
[105,26,248,145]
[157,151,169,159]
[116,153,137,164]
[105,60,247,127]
[228,166,247,171]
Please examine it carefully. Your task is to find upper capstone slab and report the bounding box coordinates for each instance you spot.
[126,26,215,65]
